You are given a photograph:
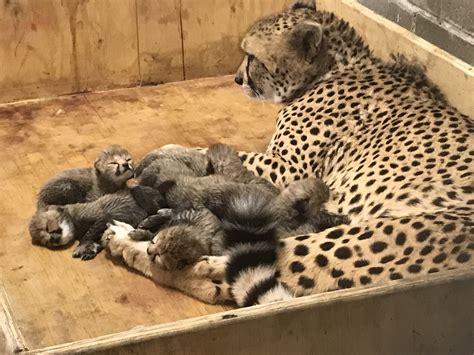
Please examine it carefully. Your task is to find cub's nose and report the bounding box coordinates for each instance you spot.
[234,76,243,85]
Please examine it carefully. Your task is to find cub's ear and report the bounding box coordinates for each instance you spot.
[93,157,100,169]
[291,0,316,11]
[206,159,215,175]
[289,21,323,63]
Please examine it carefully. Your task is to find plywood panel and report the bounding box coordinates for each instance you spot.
[137,0,184,84]
[181,0,294,79]
[318,0,474,117]
[0,0,139,103]
[0,76,279,350]
[30,270,474,354]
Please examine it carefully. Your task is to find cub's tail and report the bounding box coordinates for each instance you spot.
[217,191,293,307]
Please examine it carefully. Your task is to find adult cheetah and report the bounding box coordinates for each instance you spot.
[104,0,473,306]
[225,0,473,306]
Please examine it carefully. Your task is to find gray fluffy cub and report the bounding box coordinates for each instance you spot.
[29,145,149,260]
[131,144,348,271]
[29,186,163,260]
[36,145,134,209]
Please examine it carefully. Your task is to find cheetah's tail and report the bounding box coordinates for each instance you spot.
[220,191,294,307]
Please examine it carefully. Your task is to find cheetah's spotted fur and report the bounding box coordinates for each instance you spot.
[228,1,473,306]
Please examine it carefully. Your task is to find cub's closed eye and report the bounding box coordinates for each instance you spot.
[109,162,119,165]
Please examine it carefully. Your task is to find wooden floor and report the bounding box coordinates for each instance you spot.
[0,76,280,351]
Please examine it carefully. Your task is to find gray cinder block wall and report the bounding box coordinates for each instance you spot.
[358,0,474,65]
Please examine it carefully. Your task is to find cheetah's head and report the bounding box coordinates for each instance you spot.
[234,0,332,103]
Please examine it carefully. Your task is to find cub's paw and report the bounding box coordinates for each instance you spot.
[101,228,115,247]
[109,220,135,235]
[192,255,228,279]
[102,220,135,256]
[128,228,154,241]
[72,242,103,261]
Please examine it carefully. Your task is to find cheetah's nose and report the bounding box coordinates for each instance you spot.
[234,76,243,85]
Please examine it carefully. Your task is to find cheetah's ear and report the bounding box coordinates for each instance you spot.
[289,21,323,63]
[291,0,316,11]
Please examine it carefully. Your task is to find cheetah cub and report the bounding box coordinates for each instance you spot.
[131,177,348,271]
[36,145,134,209]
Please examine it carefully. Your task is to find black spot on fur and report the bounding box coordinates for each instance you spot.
[416,229,431,242]
[331,268,344,278]
[326,229,344,239]
[354,259,369,267]
[347,227,361,235]
[395,232,406,246]
[395,257,409,265]
[358,231,373,240]
[334,246,352,259]
[408,264,421,273]
[412,222,424,230]
[360,276,372,285]
[433,253,447,264]
[298,275,315,289]
[420,245,433,256]
[456,252,470,263]
[294,244,309,256]
[315,254,328,267]
[381,254,395,263]
[290,261,305,273]
[370,241,388,253]
[295,235,310,241]
[320,241,335,251]
[390,273,403,280]
[368,267,384,275]
[442,223,456,233]
[337,278,354,289]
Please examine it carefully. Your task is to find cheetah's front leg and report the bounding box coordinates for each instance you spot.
[102,221,232,304]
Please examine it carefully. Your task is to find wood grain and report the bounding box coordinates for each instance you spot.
[0,76,280,349]
[0,0,139,102]
[0,0,295,102]
[136,0,184,84]
[180,0,294,79]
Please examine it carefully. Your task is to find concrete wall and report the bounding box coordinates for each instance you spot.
[358,0,474,65]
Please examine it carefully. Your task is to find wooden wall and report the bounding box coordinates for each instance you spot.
[0,0,293,103]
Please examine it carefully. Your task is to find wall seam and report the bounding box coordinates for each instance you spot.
[178,0,186,80]
[135,0,143,84]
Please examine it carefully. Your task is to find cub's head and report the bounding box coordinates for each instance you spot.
[282,177,330,217]
[95,145,134,185]
[29,206,74,248]
[234,0,332,103]
[147,225,207,271]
